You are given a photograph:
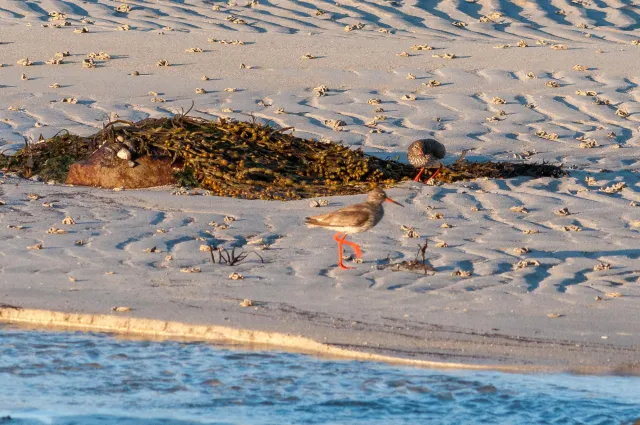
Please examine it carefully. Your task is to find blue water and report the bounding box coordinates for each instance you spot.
[0,327,639,425]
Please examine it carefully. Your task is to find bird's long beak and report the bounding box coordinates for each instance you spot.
[385,198,404,207]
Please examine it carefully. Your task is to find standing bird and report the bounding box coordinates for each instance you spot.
[305,187,403,270]
[407,138,446,182]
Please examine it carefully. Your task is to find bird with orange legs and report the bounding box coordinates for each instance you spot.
[407,138,446,183]
[305,187,403,270]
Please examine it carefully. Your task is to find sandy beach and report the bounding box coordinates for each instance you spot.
[1,0,640,372]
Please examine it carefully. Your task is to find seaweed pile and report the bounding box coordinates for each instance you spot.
[0,113,566,200]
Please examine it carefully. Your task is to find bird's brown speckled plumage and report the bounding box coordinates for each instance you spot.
[305,188,402,270]
[407,139,446,169]
[305,187,389,234]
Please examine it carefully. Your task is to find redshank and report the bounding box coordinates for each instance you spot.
[407,139,446,182]
[305,187,403,270]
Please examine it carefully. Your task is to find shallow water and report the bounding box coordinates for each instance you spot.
[0,327,639,425]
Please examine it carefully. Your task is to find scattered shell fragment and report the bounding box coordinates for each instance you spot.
[600,182,626,193]
[545,80,560,88]
[88,52,111,60]
[494,44,511,49]
[367,98,381,105]
[422,80,441,88]
[131,70,139,76]
[554,207,570,216]
[516,39,528,47]
[185,47,204,53]
[143,246,160,253]
[195,88,206,94]
[223,215,236,224]
[536,39,548,45]
[62,97,78,104]
[156,60,170,67]
[45,58,63,65]
[148,91,158,96]
[68,276,76,282]
[406,73,416,80]
[575,90,596,96]
[324,119,346,129]
[302,53,316,59]
[73,27,89,34]
[605,292,622,298]
[229,272,244,280]
[240,298,252,307]
[27,242,43,250]
[510,206,528,213]
[513,247,530,255]
[20,73,27,80]
[573,64,588,71]
[28,193,40,201]
[452,21,467,27]
[547,313,562,319]
[578,138,598,148]
[615,108,629,118]
[429,213,444,220]
[401,94,416,101]
[432,53,456,59]
[115,4,131,13]
[49,82,61,88]
[224,87,237,92]
[117,24,131,31]
[82,58,96,68]
[344,22,365,32]
[526,72,536,79]
[593,97,610,105]
[117,148,132,160]
[550,44,567,50]
[397,51,410,57]
[492,97,506,105]
[111,306,132,312]
[535,130,559,141]
[151,97,165,103]
[313,85,329,96]
[562,225,582,232]
[7,225,24,230]
[62,216,75,225]
[594,262,611,271]
[400,225,420,238]
[74,240,85,246]
[411,44,433,51]
[47,227,67,234]
[523,229,539,234]
[180,267,201,273]
[515,259,540,269]
[451,270,472,277]
[17,58,33,66]
[435,241,448,248]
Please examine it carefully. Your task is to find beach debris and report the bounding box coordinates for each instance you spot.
[545,80,560,88]
[411,44,433,50]
[594,262,611,271]
[47,227,67,234]
[451,269,472,277]
[309,199,329,207]
[111,306,132,312]
[74,240,85,245]
[143,246,160,253]
[46,58,63,65]
[432,53,456,59]
[551,44,567,50]
[397,51,410,57]
[7,225,25,230]
[526,72,536,79]
[547,313,562,319]
[313,85,329,96]
[115,4,131,12]
[42,202,54,208]
[535,130,559,140]
[562,225,582,232]
[578,138,597,148]
[28,193,40,201]
[117,24,131,31]
[492,97,506,105]
[27,242,43,250]
[301,53,316,59]
[156,60,170,67]
[510,206,529,213]
[223,215,236,224]
[73,27,89,34]
[151,97,165,103]
[515,259,540,269]
[554,207,570,216]
[196,88,206,94]
[17,58,33,66]
[382,242,436,274]
[82,58,96,68]
[516,39,528,47]
[573,64,588,71]
[200,245,213,252]
[229,272,244,280]
[324,119,346,130]
[62,216,75,225]
[49,82,61,88]
[185,47,204,53]
[68,276,76,282]
[440,223,452,228]
[401,94,416,101]
[494,44,510,49]
[180,267,201,273]
[435,241,448,248]
[615,108,629,118]
[116,148,132,160]
[239,298,252,306]
[62,97,78,104]
[344,22,365,32]
[593,97,610,106]
[407,73,416,80]
[224,87,237,93]
[575,90,597,96]
[131,71,139,76]
[513,247,530,255]
[452,21,466,27]
[20,73,27,81]
[423,80,441,88]
[536,39,548,45]
[605,292,622,298]
[401,225,420,238]
[600,182,626,193]
[523,229,539,234]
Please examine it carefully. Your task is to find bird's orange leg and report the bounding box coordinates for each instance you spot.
[413,167,425,182]
[341,236,362,259]
[333,232,344,242]
[426,164,443,182]
[334,233,354,270]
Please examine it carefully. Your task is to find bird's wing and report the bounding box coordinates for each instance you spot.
[305,204,370,228]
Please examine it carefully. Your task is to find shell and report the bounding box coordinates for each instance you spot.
[117,148,132,160]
